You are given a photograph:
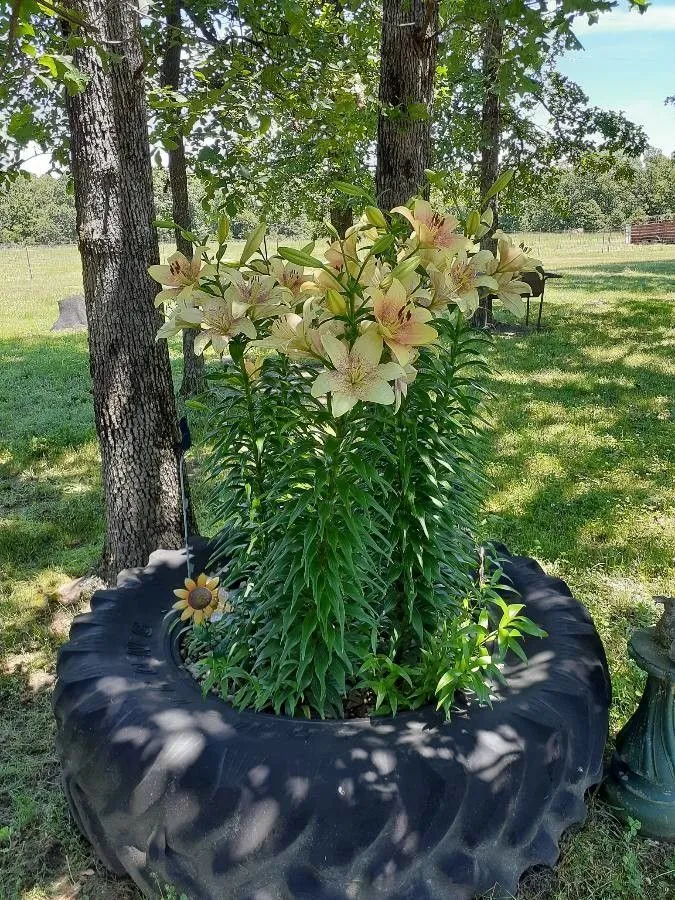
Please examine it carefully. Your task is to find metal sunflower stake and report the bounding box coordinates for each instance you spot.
[177,415,193,580]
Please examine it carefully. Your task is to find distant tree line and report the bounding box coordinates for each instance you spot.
[503,149,675,233]
[4,148,675,246]
[0,169,310,245]
[0,173,76,243]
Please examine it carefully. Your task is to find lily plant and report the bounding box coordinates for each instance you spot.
[151,190,545,719]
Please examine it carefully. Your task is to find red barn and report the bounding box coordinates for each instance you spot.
[627,218,675,244]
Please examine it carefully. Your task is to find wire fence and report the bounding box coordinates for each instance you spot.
[509,231,626,258]
[3,230,671,287]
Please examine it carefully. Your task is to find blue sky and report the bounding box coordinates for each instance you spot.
[558,0,675,154]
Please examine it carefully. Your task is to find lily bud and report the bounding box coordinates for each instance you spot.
[365,206,388,229]
[391,255,421,281]
[325,289,348,316]
[465,210,481,238]
[217,214,230,244]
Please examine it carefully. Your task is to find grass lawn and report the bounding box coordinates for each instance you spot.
[1,238,674,899]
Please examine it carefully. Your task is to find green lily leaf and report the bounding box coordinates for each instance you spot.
[278,247,325,269]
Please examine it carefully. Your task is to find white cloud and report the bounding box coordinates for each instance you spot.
[575,6,675,34]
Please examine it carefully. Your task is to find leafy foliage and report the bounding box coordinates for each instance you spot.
[142,0,377,227]
[190,314,544,718]
[0,168,307,245]
[433,0,648,217]
[0,173,75,244]
[0,0,656,227]
[506,150,675,232]
[0,1,87,179]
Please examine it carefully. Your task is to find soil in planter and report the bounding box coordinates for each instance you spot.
[343,686,376,718]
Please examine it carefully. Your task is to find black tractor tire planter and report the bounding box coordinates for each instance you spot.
[54,544,611,900]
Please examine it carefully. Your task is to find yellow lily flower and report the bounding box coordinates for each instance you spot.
[424,263,455,312]
[325,233,358,274]
[269,258,305,297]
[243,356,264,381]
[368,261,427,301]
[370,278,438,365]
[301,266,344,296]
[391,200,469,255]
[445,250,500,316]
[156,301,203,340]
[224,271,290,320]
[486,271,532,317]
[253,299,327,359]
[393,353,418,413]
[324,232,376,286]
[480,237,537,317]
[193,297,257,356]
[149,251,204,306]
[310,329,404,417]
[493,232,541,273]
[172,572,220,625]
[252,314,304,354]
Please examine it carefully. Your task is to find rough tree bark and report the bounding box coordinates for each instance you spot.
[65,0,191,584]
[161,0,206,398]
[375,0,439,209]
[475,9,504,327]
[330,205,354,238]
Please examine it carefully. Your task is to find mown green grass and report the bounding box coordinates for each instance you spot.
[0,239,674,899]
[485,256,675,899]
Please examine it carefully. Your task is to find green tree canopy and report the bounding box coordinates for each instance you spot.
[506,149,675,232]
[0,173,75,243]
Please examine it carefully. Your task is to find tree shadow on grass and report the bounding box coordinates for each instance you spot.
[542,256,675,290]
[486,298,674,576]
[0,335,95,469]
[0,329,100,527]
[569,258,675,278]
[554,271,674,299]
[0,333,104,655]
[0,442,103,597]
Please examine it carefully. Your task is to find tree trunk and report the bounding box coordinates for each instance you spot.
[475,10,504,328]
[375,0,439,209]
[160,0,206,398]
[330,205,354,238]
[65,0,190,584]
